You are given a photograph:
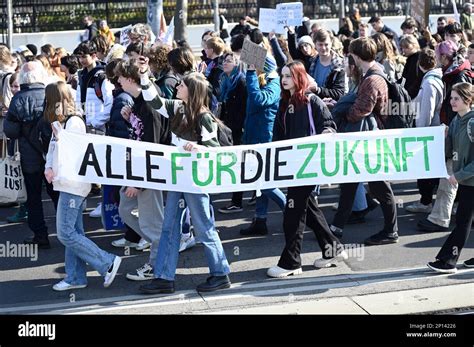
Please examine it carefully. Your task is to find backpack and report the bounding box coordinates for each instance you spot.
[92,70,107,102]
[197,112,233,147]
[366,70,414,129]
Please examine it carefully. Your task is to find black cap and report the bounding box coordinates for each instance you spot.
[26,44,37,55]
[368,16,381,24]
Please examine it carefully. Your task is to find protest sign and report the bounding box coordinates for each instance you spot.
[259,8,278,33]
[239,39,268,71]
[56,127,448,195]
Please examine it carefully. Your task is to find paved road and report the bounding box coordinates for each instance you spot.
[0,180,473,314]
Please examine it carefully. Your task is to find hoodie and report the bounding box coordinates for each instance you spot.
[446,110,474,186]
[414,68,444,128]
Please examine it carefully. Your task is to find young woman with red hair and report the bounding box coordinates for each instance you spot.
[267,61,345,278]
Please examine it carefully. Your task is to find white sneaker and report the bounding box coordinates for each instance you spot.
[126,263,154,281]
[111,237,139,248]
[179,233,196,253]
[131,208,139,218]
[313,251,349,269]
[52,280,87,291]
[405,202,432,213]
[104,256,122,288]
[89,203,102,218]
[135,238,151,251]
[266,266,302,278]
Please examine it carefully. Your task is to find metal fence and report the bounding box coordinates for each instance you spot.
[0,0,466,40]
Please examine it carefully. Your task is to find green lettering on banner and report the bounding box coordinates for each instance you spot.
[296,143,318,179]
[171,152,191,184]
[192,153,214,186]
[321,142,340,177]
[417,136,434,171]
[383,138,401,173]
[216,152,237,185]
[401,137,417,172]
[343,140,361,175]
[364,139,382,174]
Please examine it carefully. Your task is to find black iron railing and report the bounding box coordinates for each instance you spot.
[0,0,465,38]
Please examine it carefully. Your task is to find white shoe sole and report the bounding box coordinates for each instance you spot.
[111,241,139,248]
[427,263,457,274]
[179,239,196,253]
[52,284,87,291]
[126,273,154,281]
[135,243,151,251]
[104,257,122,288]
[218,208,243,214]
[267,267,303,278]
[463,262,474,268]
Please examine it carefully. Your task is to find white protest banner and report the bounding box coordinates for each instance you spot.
[259,8,278,33]
[276,2,303,33]
[239,39,268,71]
[119,24,133,48]
[56,127,448,194]
[162,16,175,45]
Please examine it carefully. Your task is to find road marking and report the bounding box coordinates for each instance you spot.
[2,266,472,315]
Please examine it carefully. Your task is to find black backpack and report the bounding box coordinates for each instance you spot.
[366,70,414,129]
[197,112,233,147]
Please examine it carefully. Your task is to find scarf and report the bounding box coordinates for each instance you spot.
[219,66,244,102]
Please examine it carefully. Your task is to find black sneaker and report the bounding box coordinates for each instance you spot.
[417,218,450,232]
[196,275,231,292]
[139,278,175,294]
[247,193,257,206]
[427,260,457,274]
[240,218,268,236]
[218,204,243,214]
[463,258,474,268]
[24,236,51,249]
[364,230,399,245]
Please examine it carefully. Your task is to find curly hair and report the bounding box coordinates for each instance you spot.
[147,44,171,73]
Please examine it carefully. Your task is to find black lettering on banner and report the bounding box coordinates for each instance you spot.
[264,147,271,182]
[241,150,263,184]
[106,145,124,179]
[146,151,166,184]
[126,147,144,181]
[274,146,294,181]
[78,143,103,177]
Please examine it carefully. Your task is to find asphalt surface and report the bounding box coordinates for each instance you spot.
[0,180,473,314]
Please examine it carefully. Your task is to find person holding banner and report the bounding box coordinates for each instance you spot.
[44,81,122,291]
[428,82,474,273]
[239,57,287,236]
[330,37,399,245]
[137,57,231,294]
[267,61,343,278]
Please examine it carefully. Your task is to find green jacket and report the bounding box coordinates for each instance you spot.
[446,110,474,186]
[461,12,473,30]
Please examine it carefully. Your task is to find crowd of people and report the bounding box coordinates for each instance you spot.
[0,10,473,294]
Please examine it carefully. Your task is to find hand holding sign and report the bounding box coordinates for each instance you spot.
[240,39,267,72]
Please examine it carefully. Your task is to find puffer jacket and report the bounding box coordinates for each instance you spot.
[107,88,133,139]
[3,83,46,173]
[242,70,280,145]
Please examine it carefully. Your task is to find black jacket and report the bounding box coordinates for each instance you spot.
[273,94,336,141]
[220,75,247,145]
[230,24,251,37]
[399,51,424,99]
[309,54,347,101]
[107,88,133,139]
[132,93,171,145]
[207,56,225,100]
[4,83,46,173]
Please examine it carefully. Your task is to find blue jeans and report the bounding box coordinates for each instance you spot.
[154,191,230,281]
[352,183,368,212]
[255,188,286,219]
[56,192,115,285]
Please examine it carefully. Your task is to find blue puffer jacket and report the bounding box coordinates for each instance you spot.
[107,88,133,139]
[3,83,46,173]
[242,70,281,145]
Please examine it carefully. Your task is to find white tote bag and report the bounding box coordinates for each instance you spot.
[0,137,27,204]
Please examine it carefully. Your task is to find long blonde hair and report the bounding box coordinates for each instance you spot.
[44,81,77,124]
